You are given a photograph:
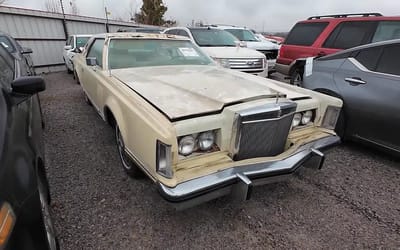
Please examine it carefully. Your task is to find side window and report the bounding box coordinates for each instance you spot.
[354,47,382,71]
[323,21,377,49]
[372,21,400,43]
[87,39,105,67]
[285,22,328,46]
[165,29,177,35]
[177,30,189,37]
[375,44,400,76]
[0,54,14,88]
[66,36,73,46]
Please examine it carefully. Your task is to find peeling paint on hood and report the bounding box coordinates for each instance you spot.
[111,65,308,120]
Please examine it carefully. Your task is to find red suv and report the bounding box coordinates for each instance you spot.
[276,13,400,84]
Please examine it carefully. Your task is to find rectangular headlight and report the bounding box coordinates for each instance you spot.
[322,106,341,130]
[156,140,173,179]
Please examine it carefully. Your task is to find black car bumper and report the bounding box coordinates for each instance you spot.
[158,135,340,210]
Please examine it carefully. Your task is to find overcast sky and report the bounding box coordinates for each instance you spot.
[3,0,400,31]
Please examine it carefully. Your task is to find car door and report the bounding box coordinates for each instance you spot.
[81,38,105,112]
[333,43,400,150]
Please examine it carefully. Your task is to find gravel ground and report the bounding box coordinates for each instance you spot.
[41,71,400,249]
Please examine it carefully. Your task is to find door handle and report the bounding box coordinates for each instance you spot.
[345,77,366,85]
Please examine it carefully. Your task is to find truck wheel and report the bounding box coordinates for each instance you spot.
[115,125,143,178]
[290,68,303,87]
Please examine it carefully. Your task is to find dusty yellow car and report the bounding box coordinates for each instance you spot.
[74,33,342,209]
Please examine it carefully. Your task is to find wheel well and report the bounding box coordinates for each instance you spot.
[104,106,116,128]
[313,88,342,100]
[36,158,51,202]
[289,59,306,76]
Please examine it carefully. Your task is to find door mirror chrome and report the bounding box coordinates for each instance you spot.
[11,76,46,95]
[64,45,73,50]
[86,57,97,66]
[21,47,33,54]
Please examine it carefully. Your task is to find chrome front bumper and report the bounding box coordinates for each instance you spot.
[158,135,340,210]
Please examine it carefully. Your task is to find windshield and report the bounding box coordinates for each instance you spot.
[108,39,214,69]
[76,37,90,48]
[191,29,238,47]
[225,29,258,42]
[0,36,16,53]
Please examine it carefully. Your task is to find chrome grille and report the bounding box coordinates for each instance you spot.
[228,58,263,70]
[232,102,297,161]
[257,50,279,60]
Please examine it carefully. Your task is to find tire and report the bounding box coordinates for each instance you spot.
[290,68,303,86]
[115,125,143,178]
[37,173,58,250]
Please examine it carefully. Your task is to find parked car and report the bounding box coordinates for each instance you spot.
[263,34,285,45]
[0,31,35,76]
[163,27,268,77]
[74,32,342,209]
[302,39,400,156]
[0,41,58,249]
[63,34,91,74]
[117,27,163,33]
[277,13,400,85]
[210,25,280,73]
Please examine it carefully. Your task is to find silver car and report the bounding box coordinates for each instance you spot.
[302,39,400,156]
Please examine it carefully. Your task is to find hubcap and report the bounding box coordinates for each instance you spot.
[293,73,302,87]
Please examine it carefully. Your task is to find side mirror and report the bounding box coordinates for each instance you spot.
[64,45,73,50]
[74,47,83,53]
[86,57,97,66]
[11,76,45,95]
[21,47,33,54]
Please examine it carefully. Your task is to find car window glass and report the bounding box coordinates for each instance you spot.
[191,29,237,46]
[76,37,90,48]
[225,29,258,42]
[372,21,400,43]
[165,30,177,35]
[66,36,73,46]
[0,53,14,88]
[285,22,328,46]
[108,39,214,69]
[177,30,189,37]
[87,39,105,67]
[0,36,16,53]
[323,21,377,49]
[375,44,400,75]
[354,46,382,71]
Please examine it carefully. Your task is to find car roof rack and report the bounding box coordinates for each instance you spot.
[307,13,383,20]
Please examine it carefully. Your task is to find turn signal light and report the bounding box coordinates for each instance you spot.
[0,202,16,248]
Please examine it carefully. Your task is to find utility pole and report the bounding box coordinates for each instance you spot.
[105,6,109,32]
[59,0,68,38]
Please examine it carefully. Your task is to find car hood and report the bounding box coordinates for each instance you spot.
[245,41,279,50]
[111,66,308,120]
[200,47,265,59]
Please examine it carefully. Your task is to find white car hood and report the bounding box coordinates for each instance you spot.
[111,66,308,120]
[245,41,279,50]
[200,46,265,59]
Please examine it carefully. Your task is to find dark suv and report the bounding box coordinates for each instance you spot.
[0,38,57,249]
[276,13,400,84]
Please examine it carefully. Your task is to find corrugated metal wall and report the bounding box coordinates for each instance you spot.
[0,6,158,73]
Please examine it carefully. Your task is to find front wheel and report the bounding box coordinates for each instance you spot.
[290,68,303,86]
[115,125,143,178]
[37,174,58,250]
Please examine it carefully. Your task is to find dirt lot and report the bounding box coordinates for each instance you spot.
[41,72,400,249]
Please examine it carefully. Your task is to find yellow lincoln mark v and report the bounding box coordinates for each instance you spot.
[74,33,342,209]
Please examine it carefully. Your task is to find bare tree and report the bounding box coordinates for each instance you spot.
[127,0,138,22]
[44,0,61,13]
[69,0,79,15]
[0,0,7,5]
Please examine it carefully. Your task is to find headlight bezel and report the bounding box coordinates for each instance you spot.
[177,130,218,157]
[292,109,316,129]
[212,57,231,68]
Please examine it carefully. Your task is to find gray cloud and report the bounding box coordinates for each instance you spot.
[4,0,400,32]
